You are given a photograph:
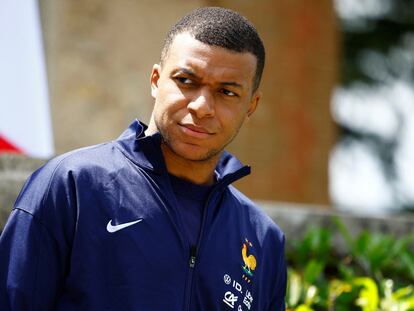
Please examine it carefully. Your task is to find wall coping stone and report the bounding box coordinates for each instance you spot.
[258,200,414,252]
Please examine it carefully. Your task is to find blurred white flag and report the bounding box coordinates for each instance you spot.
[0,0,53,158]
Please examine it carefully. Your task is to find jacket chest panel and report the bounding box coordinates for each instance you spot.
[64,185,188,303]
[190,229,262,310]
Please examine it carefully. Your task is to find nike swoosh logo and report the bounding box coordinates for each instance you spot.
[106,219,143,233]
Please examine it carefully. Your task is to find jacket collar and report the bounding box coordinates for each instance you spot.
[115,120,250,184]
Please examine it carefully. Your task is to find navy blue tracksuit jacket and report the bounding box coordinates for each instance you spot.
[0,120,286,310]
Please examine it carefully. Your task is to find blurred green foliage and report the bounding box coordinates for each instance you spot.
[334,0,414,212]
[340,0,414,86]
[286,220,414,310]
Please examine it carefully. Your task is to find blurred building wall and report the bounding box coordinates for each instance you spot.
[39,0,339,205]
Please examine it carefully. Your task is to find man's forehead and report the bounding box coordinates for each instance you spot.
[167,33,256,64]
[164,33,257,82]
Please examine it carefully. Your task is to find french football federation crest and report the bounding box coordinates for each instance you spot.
[241,238,257,283]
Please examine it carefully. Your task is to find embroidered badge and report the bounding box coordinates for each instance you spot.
[221,238,257,309]
[241,238,256,283]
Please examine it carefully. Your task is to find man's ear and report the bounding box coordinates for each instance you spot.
[246,91,261,119]
[150,64,161,99]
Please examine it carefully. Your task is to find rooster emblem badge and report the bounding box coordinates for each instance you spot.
[241,238,257,283]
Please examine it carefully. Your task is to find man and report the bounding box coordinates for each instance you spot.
[0,7,286,310]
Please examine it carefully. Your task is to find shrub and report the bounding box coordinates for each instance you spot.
[286,219,414,310]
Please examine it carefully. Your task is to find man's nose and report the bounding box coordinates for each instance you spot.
[187,89,215,119]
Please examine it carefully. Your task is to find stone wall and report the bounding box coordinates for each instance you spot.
[260,201,414,250]
[215,0,338,204]
[0,155,45,229]
[37,0,338,205]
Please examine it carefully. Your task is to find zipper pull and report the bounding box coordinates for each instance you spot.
[189,246,197,268]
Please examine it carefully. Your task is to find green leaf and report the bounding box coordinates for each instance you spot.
[294,304,314,311]
[353,277,379,311]
[393,285,413,300]
[304,260,324,284]
[401,252,414,281]
[338,263,355,280]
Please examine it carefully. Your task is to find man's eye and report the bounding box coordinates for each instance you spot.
[175,77,192,84]
[221,89,237,97]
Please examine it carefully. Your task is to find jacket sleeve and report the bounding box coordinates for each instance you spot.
[0,160,76,310]
[267,235,287,311]
[0,209,66,310]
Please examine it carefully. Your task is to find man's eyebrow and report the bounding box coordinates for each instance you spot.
[220,81,243,89]
[173,68,243,89]
[173,68,199,79]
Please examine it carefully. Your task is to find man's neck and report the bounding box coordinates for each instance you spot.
[160,143,219,186]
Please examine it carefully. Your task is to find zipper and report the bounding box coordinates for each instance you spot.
[184,166,251,310]
[184,185,218,311]
[189,246,197,268]
[184,245,197,310]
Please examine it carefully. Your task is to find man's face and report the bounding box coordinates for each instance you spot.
[150,32,260,162]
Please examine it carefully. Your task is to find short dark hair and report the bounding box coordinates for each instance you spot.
[160,7,265,92]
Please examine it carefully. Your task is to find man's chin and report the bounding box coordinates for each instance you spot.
[177,149,220,163]
[167,142,222,163]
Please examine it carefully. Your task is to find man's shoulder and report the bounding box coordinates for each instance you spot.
[39,141,122,177]
[43,121,145,176]
[226,186,285,241]
[18,142,121,200]
[13,141,128,217]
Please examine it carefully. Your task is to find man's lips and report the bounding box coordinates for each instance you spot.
[179,123,214,138]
